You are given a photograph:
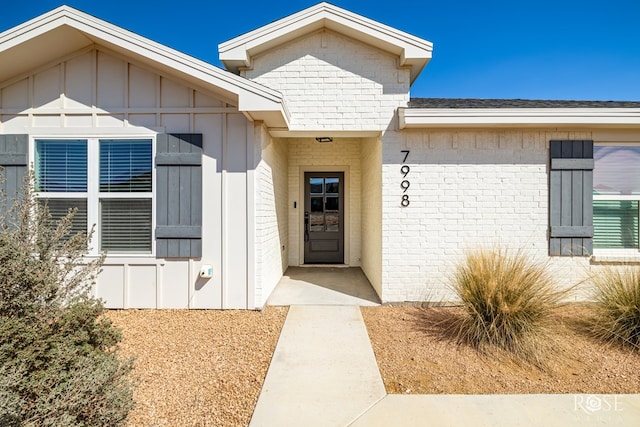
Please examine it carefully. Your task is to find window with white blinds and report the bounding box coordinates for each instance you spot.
[34,138,153,254]
[100,199,152,252]
[35,140,87,192]
[100,140,152,192]
[99,140,152,252]
[38,198,88,239]
[593,145,640,250]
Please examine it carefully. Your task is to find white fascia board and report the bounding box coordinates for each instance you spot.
[0,6,289,128]
[219,2,432,82]
[399,108,640,129]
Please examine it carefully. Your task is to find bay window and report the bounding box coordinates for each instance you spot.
[35,138,153,254]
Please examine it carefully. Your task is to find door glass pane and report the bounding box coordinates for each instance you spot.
[594,146,640,195]
[325,177,339,194]
[309,213,324,231]
[310,178,323,194]
[310,197,324,212]
[325,196,339,211]
[594,200,639,249]
[325,212,339,232]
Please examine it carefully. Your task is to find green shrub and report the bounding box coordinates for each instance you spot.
[0,173,134,426]
[450,247,562,366]
[590,266,640,349]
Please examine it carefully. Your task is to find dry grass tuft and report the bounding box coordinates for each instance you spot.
[450,247,564,368]
[590,266,640,349]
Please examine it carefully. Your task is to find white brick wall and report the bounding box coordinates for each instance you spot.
[380,129,595,303]
[243,30,409,131]
[360,137,382,297]
[254,126,289,307]
[287,138,362,266]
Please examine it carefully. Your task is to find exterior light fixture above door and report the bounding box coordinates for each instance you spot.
[315,137,333,143]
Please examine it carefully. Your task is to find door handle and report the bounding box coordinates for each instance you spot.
[304,211,309,242]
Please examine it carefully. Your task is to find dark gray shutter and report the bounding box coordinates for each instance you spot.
[156,134,202,258]
[0,134,28,216]
[549,140,594,256]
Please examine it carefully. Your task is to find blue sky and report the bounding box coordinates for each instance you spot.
[2,1,639,100]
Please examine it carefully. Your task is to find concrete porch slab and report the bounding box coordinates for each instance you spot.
[267,267,380,306]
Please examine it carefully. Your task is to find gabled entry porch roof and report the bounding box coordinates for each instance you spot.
[219,2,433,84]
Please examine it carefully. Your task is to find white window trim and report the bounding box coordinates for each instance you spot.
[592,141,640,259]
[29,134,157,257]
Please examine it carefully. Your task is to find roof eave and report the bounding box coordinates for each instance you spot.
[399,108,640,129]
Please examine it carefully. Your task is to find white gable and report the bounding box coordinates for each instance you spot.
[219,2,432,84]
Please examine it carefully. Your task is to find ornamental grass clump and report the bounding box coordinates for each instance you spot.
[590,266,640,349]
[450,247,562,366]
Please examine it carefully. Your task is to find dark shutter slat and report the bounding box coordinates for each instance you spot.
[156,226,201,239]
[549,139,594,256]
[155,133,203,258]
[0,135,28,219]
[583,171,593,227]
[179,166,191,225]
[191,166,202,228]
[155,152,202,165]
[572,170,583,228]
[550,159,594,170]
[191,239,202,258]
[0,154,28,165]
[179,239,191,257]
[167,166,180,225]
[167,240,179,257]
[156,239,167,257]
[550,226,594,238]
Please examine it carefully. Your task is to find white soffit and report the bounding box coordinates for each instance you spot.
[219,2,433,84]
[399,108,640,128]
[0,6,289,128]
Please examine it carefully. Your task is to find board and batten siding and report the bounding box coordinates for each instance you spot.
[0,48,257,309]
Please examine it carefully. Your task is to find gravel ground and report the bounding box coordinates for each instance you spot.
[107,307,287,427]
[107,304,638,426]
[361,305,640,394]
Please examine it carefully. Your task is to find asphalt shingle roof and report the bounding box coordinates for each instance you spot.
[408,98,640,108]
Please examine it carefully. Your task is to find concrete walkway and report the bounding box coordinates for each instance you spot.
[249,305,385,426]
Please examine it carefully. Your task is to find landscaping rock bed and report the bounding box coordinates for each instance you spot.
[361,305,640,394]
[108,307,287,427]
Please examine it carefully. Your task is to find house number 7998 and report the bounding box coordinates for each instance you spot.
[400,150,410,207]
